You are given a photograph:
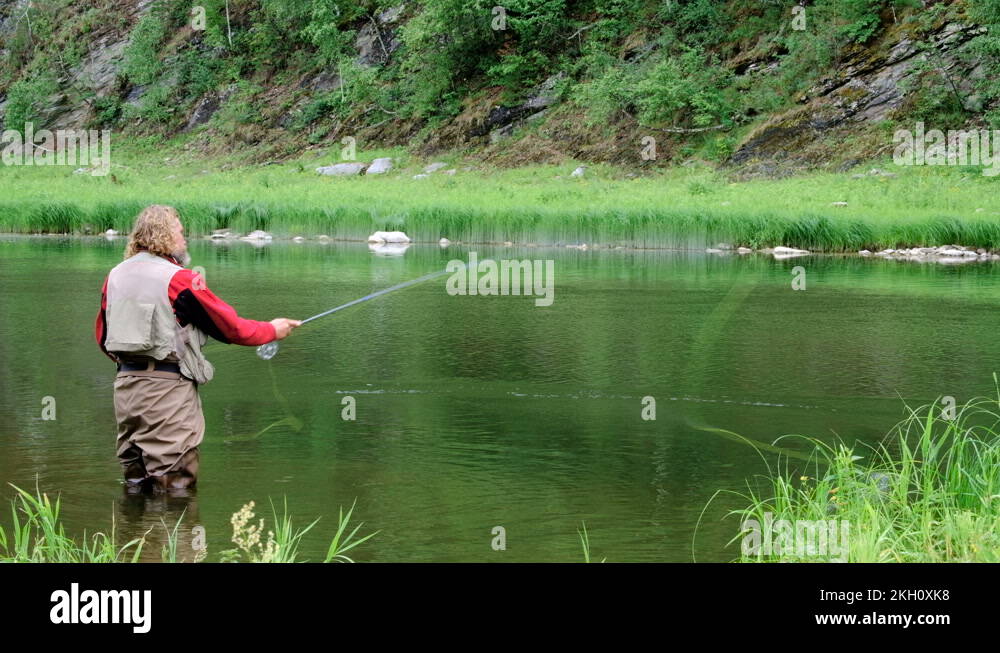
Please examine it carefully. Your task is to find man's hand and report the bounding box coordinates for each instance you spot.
[270,318,302,340]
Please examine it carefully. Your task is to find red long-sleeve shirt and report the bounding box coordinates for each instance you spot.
[96,256,276,361]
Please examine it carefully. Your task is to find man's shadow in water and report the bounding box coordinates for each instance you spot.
[117,485,206,563]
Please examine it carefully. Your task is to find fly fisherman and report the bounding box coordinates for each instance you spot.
[95,205,301,492]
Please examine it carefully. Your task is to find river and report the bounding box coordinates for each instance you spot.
[1,235,997,561]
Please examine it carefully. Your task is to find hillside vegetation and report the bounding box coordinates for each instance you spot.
[3,0,1000,174]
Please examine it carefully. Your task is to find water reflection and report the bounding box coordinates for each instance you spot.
[117,487,204,563]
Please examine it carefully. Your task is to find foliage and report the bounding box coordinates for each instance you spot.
[2,73,57,129]
[712,381,1000,562]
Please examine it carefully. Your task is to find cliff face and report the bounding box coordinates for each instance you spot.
[0,1,996,175]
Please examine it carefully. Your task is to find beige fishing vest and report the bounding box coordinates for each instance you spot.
[104,251,214,384]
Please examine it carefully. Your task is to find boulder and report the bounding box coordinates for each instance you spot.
[240,230,273,241]
[367,230,411,244]
[366,157,393,174]
[773,246,810,255]
[424,162,448,173]
[316,162,366,176]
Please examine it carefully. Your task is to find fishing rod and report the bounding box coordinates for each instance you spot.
[256,268,450,360]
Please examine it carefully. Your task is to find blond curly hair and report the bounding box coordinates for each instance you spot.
[124,205,181,259]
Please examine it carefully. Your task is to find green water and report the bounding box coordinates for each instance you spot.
[1,235,998,562]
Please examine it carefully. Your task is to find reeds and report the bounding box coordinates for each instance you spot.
[712,375,1000,562]
[2,160,999,251]
[0,484,378,563]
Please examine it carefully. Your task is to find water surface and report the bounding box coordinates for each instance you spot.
[1,236,997,561]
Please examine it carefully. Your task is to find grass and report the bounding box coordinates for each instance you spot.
[709,376,1000,562]
[2,144,1000,251]
[0,483,378,563]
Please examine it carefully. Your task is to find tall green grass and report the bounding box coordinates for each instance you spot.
[2,154,1000,250]
[0,484,378,563]
[711,378,1000,562]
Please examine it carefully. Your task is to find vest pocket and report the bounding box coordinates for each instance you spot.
[108,300,156,351]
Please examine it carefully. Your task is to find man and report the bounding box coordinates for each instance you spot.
[95,205,300,492]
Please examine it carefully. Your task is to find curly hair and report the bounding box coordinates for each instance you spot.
[124,205,180,259]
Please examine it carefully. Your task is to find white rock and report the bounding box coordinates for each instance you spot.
[442,169,456,175]
[736,247,753,254]
[105,229,119,236]
[439,238,451,247]
[773,246,810,255]
[424,162,448,173]
[367,230,411,244]
[240,230,273,241]
[292,236,305,242]
[365,157,393,174]
[316,162,366,176]
[317,235,331,241]
[830,201,848,207]
[859,250,871,256]
[570,166,586,177]
[413,173,429,179]
[937,249,965,257]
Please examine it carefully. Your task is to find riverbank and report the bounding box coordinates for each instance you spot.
[718,386,1000,563]
[2,146,1000,252]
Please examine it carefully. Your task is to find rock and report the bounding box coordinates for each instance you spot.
[442,169,456,175]
[470,72,564,139]
[316,162,366,176]
[570,166,587,178]
[367,230,411,244]
[424,162,448,173]
[355,7,403,67]
[830,201,848,207]
[489,124,513,143]
[773,246,810,255]
[412,173,429,179]
[736,247,753,254]
[105,229,119,236]
[937,248,965,257]
[240,230,273,241]
[715,242,734,250]
[439,238,451,247]
[366,157,393,174]
[859,249,871,256]
[317,235,331,241]
[292,236,305,242]
[378,4,405,23]
[186,94,221,130]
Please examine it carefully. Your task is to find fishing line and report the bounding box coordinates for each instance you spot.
[256,268,450,360]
